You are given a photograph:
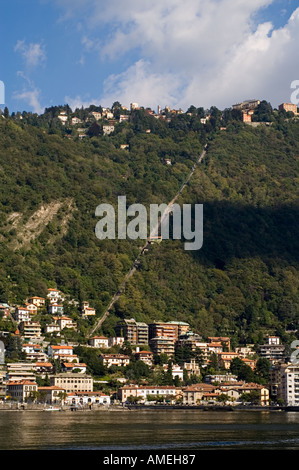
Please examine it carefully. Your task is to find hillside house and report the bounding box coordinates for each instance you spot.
[100,353,130,368]
[47,288,64,304]
[89,336,109,348]
[24,303,38,315]
[14,307,30,322]
[62,362,87,373]
[135,350,154,366]
[27,297,45,308]
[103,125,115,135]
[48,344,74,358]
[48,304,64,316]
[81,302,96,317]
[54,316,77,331]
[0,303,10,318]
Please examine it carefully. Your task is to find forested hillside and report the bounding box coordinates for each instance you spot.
[0,104,298,347]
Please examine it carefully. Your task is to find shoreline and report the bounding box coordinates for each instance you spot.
[0,404,294,412]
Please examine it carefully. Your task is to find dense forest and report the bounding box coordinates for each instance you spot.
[0,101,298,349]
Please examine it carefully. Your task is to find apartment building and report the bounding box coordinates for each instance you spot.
[149,336,175,357]
[47,288,64,304]
[115,318,149,345]
[6,380,38,402]
[48,304,64,316]
[148,322,178,342]
[258,336,285,363]
[276,363,299,406]
[50,373,93,393]
[209,337,231,351]
[19,321,41,339]
[176,332,204,353]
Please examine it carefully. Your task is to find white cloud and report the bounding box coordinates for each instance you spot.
[14,40,46,68]
[56,0,299,110]
[13,88,44,114]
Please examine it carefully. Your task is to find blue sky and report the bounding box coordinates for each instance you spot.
[1,0,299,114]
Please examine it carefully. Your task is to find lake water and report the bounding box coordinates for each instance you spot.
[1,409,299,451]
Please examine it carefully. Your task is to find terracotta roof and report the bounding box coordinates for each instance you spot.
[63,363,86,368]
[7,380,37,386]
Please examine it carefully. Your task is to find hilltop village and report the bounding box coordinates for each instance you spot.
[0,286,298,409]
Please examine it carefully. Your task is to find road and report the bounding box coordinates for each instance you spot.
[87,144,207,337]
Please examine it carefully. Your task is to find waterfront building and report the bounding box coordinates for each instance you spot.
[118,385,182,403]
[6,380,38,402]
[276,363,299,406]
[50,373,93,393]
[183,383,218,405]
[65,391,110,406]
[38,385,65,403]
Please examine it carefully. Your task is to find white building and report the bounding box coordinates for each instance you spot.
[89,336,109,348]
[65,391,110,406]
[45,323,61,334]
[48,344,74,358]
[47,288,64,304]
[103,125,115,135]
[14,307,30,322]
[278,364,299,406]
[48,304,64,315]
[118,385,182,403]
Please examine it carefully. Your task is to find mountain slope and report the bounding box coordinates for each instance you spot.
[0,113,298,347]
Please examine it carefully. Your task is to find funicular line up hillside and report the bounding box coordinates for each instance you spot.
[88,144,208,338]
